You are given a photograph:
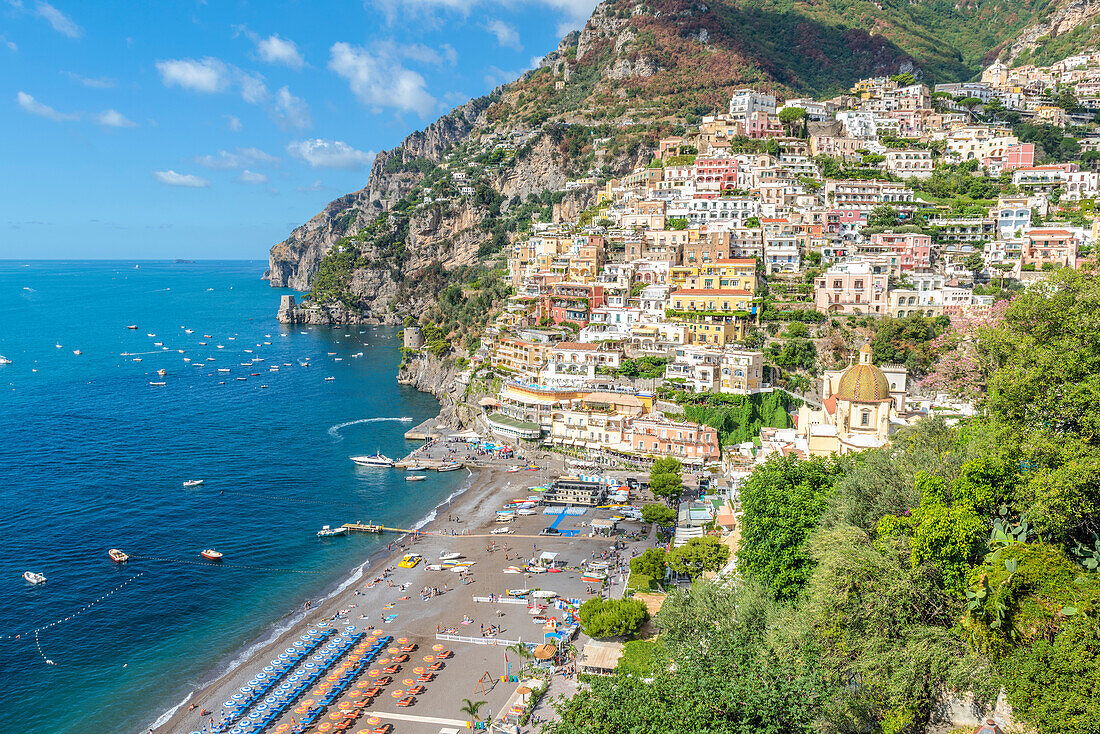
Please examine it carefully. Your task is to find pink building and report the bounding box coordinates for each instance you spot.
[868,231,932,270]
[1022,229,1079,270]
[982,143,1036,173]
[625,416,720,464]
[745,111,783,139]
[814,261,889,315]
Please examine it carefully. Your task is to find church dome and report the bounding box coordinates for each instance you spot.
[836,344,891,402]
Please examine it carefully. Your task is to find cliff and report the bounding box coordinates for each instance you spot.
[396,351,474,428]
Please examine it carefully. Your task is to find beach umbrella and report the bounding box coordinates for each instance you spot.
[275,724,291,733]
[367,716,381,725]
[390,690,404,698]
[241,686,254,693]
[432,644,444,652]
[396,638,409,644]
[367,670,380,677]
[233,693,244,700]
[422,655,435,662]
[287,647,298,652]
[355,681,372,688]
[329,712,344,720]
[255,704,268,712]
[304,663,315,669]
[317,724,332,732]
[249,711,263,719]
[413,667,425,673]
[224,701,235,708]
[402,679,415,687]
[387,647,399,654]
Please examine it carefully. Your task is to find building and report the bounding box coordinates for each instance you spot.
[1021,229,1079,270]
[814,261,889,315]
[865,231,933,270]
[668,288,755,345]
[824,179,914,211]
[544,477,607,506]
[795,344,908,455]
[728,89,776,119]
[720,350,766,394]
[883,149,933,179]
[665,345,724,392]
[625,416,720,465]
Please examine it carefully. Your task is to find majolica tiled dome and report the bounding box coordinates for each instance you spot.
[836,344,890,402]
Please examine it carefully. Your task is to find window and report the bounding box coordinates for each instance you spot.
[861,411,870,426]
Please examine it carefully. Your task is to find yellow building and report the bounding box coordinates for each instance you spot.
[668,288,754,345]
[682,259,758,292]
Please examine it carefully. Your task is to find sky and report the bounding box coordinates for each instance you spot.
[1,0,599,260]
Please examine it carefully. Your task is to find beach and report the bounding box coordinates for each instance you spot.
[155,457,648,734]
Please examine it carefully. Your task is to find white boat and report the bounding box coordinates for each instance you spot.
[182,479,204,487]
[405,475,427,482]
[517,508,537,516]
[0,355,11,365]
[324,376,335,381]
[490,527,514,535]
[73,350,82,355]
[185,329,193,334]
[126,325,138,330]
[439,552,463,561]
[217,368,230,372]
[23,571,46,585]
[108,548,129,563]
[350,452,394,467]
[426,564,445,571]
[149,381,166,386]
[317,524,348,538]
[405,464,426,471]
[436,462,463,472]
[506,467,521,473]
[55,342,62,349]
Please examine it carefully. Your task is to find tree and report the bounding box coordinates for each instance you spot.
[506,642,531,671]
[1054,87,1079,112]
[778,106,808,137]
[578,597,649,638]
[649,457,683,502]
[964,252,984,273]
[641,503,676,526]
[630,547,667,580]
[667,536,730,578]
[739,455,847,599]
[459,699,487,722]
[867,204,900,228]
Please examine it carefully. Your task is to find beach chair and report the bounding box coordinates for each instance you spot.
[396,696,416,707]
[382,665,400,674]
[416,672,433,682]
[399,643,416,652]
[375,676,392,686]
[391,654,409,663]
[406,685,425,695]
[371,725,392,734]
[428,661,444,671]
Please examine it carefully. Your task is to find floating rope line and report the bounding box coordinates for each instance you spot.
[0,573,145,642]
[35,629,55,666]
[126,554,328,574]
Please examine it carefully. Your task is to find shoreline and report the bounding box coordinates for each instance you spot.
[150,462,495,734]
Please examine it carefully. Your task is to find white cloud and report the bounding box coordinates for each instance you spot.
[34,1,82,38]
[441,43,458,66]
[287,139,375,170]
[194,147,278,169]
[271,86,311,130]
[367,0,597,31]
[156,57,230,94]
[238,169,268,184]
[155,56,267,103]
[153,170,210,188]
[1,35,17,52]
[328,41,435,117]
[256,34,304,69]
[63,71,116,88]
[485,19,521,50]
[16,91,79,121]
[95,109,137,128]
[225,114,242,132]
[297,179,325,192]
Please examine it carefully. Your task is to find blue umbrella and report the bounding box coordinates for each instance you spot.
[223,701,235,708]
[233,692,245,699]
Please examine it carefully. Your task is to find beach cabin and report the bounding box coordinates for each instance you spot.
[577,640,625,676]
[590,517,619,536]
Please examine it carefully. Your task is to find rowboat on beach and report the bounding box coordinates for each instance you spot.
[439,552,463,561]
[435,463,463,472]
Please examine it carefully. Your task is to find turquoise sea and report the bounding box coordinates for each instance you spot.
[0,261,464,734]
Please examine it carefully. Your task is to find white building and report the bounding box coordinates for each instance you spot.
[728,89,776,119]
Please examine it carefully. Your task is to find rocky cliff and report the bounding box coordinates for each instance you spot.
[396,351,473,428]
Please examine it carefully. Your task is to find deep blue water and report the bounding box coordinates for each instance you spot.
[0,261,463,734]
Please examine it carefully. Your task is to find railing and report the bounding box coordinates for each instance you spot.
[435,633,525,646]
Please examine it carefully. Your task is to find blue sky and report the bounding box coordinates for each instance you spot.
[1,0,598,260]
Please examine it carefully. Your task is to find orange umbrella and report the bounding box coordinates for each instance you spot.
[402,678,415,686]
[396,638,408,644]
[378,658,390,665]
[368,669,380,677]
[367,717,381,725]
[303,699,315,706]
[413,666,425,673]
[422,655,435,662]
[356,681,372,688]
[387,647,399,654]
[294,706,308,715]
[339,702,354,710]
[431,644,444,651]
[275,725,291,733]
[327,674,339,682]
[317,724,332,732]
[390,690,404,698]
[330,711,345,720]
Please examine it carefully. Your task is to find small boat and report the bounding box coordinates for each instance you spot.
[0,355,12,365]
[146,333,155,337]
[108,548,129,563]
[317,524,348,538]
[200,549,223,561]
[126,325,138,330]
[153,342,162,347]
[203,335,211,338]
[23,571,46,584]
[206,357,215,361]
[427,564,445,571]
[506,467,521,473]
[156,369,167,376]
[236,377,247,381]
[182,479,204,487]
[185,329,193,334]
[133,357,142,362]
[351,452,394,467]
[149,381,166,386]
[506,589,530,597]
[405,464,426,471]
[490,527,514,535]
[73,349,82,355]
[405,475,427,482]
[183,357,191,363]
[324,376,335,381]
[439,552,463,561]
[518,508,537,516]
[217,368,230,372]
[436,463,463,472]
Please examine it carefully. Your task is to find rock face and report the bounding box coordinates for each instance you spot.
[1002,0,1100,62]
[397,351,473,428]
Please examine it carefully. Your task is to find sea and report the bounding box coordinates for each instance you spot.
[0,261,467,734]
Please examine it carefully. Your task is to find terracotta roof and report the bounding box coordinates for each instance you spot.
[554,342,599,350]
[715,258,756,265]
[1027,229,1073,236]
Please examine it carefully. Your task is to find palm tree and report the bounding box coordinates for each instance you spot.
[460,698,488,722]
[507,642,532,672]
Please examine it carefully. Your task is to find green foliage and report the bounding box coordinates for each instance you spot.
[739,455,847,599]
[640,503,676,526]
[767,337,817,371]
[679,391,795,446]
[616,639,659,677]
[612,356,668,379]
[649,457,684,501]
[630,547,668,582]
[578,597,649,639]
[667,536,730,578]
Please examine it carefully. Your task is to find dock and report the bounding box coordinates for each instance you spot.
[403,417,445,441]
[341,522,387,533]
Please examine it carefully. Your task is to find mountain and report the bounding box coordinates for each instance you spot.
[267,0,1093,322]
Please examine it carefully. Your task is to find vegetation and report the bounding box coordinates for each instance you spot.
[649,457,684,502]
[578,597,650,639]
[667,536,731,579]
[677,392,796,447]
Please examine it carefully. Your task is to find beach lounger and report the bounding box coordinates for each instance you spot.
[396,696,416,707]
[416,672,433,682]
[391,654,409,663]
[428,661,444,671]
[382,665,400,674]
[406,685,425,695]
[399,644,416,652]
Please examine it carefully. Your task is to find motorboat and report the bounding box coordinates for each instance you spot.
[182,479,204,488]
[324,376,335,381]
[126,325,138,330]
[146,333,155,337]
[506,467,521,473]
[405,475,427,482]
[405,464,426,471]
[0,355,11,365]
[217,368,230,372]
[73,350,82,355]
[435,462,463,472]
[23,571,46,584]
[317,524,348,538]
[351,452,394,467]
[55,342,62,349]
[490,527,514,535]
[517,508,537,516]
[439,552,463,561]
[426,564,445,571]
[200,549,223,561]
[506,589,530,597]
[157,369,167,376]
[108,548,129,563]
[149,381,166,386]
[185,329,193,334]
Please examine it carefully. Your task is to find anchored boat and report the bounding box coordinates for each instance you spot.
[351,452,394,467]
[108,548,129,563]
[23,571,46,584]
[405,475,427,482]
[317,525,348,538]
[182,479,204,488]
[200,549,223,561]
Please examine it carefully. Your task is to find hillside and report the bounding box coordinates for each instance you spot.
[266,0,1092,325]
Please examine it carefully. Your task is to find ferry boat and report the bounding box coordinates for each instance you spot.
[351,452,394,467]
[182,479,204,487]
[200,549,223,561]
[435,462,463,472]
[108,548,129,563]
[405,475,427,482]
[23,571,46,585]
[317,524,348,538]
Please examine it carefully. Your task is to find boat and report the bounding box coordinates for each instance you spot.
[126,325,138,330]
[426,564,445,571]
[133,358,142,362]
[156,369,167,376]
[23,571,46,584]
[490,527,514,535]
[405,464,426,471]
[517,508,537,516]
[184,329,193,334]
[146,333,155,337]
[73,350,82,355]
[55,342,62,349]
[108,548,129,563]
[435,462,463,472]
[506,467,521,473]
[405,475,427,482]
[506,589,530,597]
[149,381,166,386]
[324,376,335,381]
[317,525,348,538]
[439,552,463,561]
[398,554,421,569]
[350,452,394,467]
[154,342,162,347]
[200,549,223,561]
[182,479,204,487]
[0,355,11,365]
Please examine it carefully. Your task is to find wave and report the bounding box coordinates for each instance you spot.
[326,416,413,440]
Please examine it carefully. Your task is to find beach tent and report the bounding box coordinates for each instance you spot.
[537,551,559,567]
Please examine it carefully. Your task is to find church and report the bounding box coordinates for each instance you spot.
[796,344,911,456]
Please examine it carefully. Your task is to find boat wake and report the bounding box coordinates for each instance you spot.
[326,416,413,440]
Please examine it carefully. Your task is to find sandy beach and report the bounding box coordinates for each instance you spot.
[155,454,649,734]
